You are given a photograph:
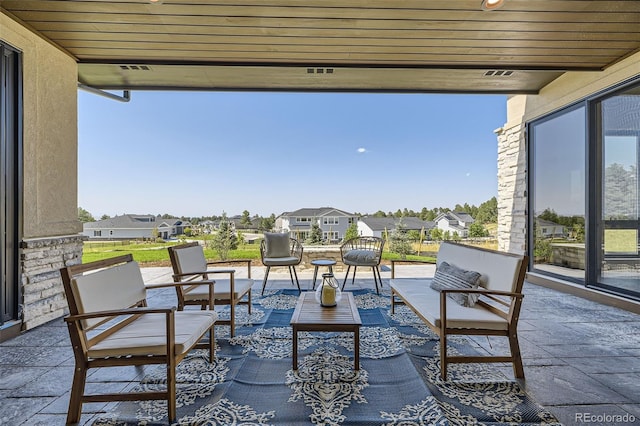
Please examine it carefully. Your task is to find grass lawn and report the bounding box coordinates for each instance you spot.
[82,241,262,265]
[81,239,496,266]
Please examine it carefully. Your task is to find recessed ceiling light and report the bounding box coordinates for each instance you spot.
[481,0,505,10]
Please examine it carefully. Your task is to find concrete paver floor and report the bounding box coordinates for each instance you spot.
[0,265,638,426]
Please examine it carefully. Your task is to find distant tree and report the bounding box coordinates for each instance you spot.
[372,210,387,217]
[476,197,498,223]
[344,222,359,241]
[209,213,238,260]
[100,214,110,220]
[184,226,192,237]
[572,223,585,243]
[538,208,559,224]
[443,230,451,241]
[240,210,252,226]
[307,218,323,244]
[430,227,443,241]
[259,216,273,232]
[389,218,412,259]
[78,207,95,223]
[452,231,461,242]
[605,163,637,219]
[407,229,421,241]
[161,213,173,219]
[468,222,488,238]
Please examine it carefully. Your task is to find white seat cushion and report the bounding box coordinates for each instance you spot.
[184,278,253,301]
[87,310,217,358]
[390,278,508,331]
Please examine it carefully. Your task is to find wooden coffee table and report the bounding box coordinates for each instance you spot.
[290,292,362,370]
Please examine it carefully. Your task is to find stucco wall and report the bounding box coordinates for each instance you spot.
[2,12,82,329]
[1,11,80,238]
[497,51,640,255]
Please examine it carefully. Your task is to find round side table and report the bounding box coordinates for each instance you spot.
[310,259,337,290]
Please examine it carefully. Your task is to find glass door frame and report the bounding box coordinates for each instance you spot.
[0,42,23,326]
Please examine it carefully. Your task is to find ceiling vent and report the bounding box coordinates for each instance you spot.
[119,65,151,71]
[306,68,334,74]
[484,70,514,77]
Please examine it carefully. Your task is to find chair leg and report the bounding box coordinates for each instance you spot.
[261,266,271,296]
[440,333,448,381]
[208,326,215,362]
[371,267,380,295]
[342,265,351,290]
[167,358,177,422]
[230,299,236,338]
[289,266,301,294]
[247,289,252,314]
[351,266,357,286]
[509,330,525,379]
[66,364,88,424]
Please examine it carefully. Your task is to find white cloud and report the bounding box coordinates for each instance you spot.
[466,172,471,177]
[357,147,367,153]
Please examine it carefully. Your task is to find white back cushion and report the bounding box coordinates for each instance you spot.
[175,245,207,274]
[71,260,146,329]
[436,242,523,293]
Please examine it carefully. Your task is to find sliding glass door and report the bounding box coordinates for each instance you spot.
[529,80,640,301]
[596,91,640,297]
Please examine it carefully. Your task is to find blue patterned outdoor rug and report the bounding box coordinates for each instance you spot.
[93,289,560,425]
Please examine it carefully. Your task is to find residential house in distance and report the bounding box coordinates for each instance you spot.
[82,214,191,240]
[277,207,357,242]
[434,211,475,238]
[358,216,435,239]
[535,218,567,239]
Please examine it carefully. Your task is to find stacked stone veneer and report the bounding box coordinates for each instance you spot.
[496,123,527,255]
[20,234,85,330]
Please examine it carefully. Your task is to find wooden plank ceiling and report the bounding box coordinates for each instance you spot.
[1,0,639,93]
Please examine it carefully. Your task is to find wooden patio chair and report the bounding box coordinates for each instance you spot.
[168,242,253,337]
[60,254,217,424]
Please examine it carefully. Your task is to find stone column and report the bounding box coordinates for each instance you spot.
[496,123,527,255]
[20,234,85,330]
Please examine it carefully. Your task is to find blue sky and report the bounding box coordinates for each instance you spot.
[78,91,506,218]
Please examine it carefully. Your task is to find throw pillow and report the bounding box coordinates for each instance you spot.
[430,261,482,307]
[264,232,291,258]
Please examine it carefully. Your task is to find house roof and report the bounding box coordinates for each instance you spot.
[83,214,187,229]
[285,207,354,217]
[435,211,475,225]
[535,218,565,228]
[2,1,638,94]
[360,216,435,232]
[450,211,475,223]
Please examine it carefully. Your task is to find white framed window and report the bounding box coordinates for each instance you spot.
[323,217,338,225]
[323,231,339,241]
[93,230,102,237]
[296,217,311,223]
